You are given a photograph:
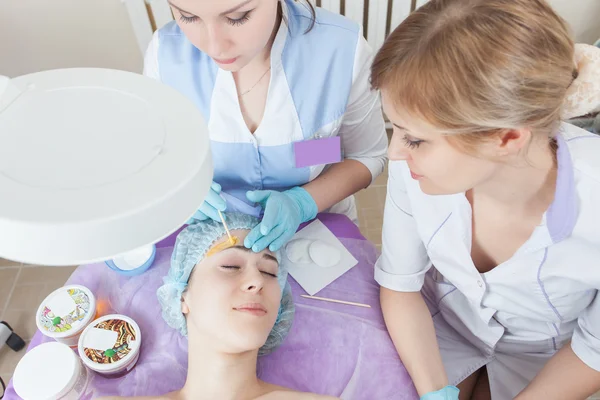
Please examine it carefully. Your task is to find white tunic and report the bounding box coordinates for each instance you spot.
[375,123,600,399]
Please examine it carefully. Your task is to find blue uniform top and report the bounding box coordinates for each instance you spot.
[144,0,388,220]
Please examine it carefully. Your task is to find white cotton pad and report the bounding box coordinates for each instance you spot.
[285,239,313,264]
[309,241,341,268]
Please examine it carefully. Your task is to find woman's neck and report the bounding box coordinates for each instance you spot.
[176,334,266,400]
[470,138,558,216]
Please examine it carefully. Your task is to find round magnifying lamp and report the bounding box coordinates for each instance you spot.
[0,68,212,267]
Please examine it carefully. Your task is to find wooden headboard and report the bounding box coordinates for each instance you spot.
[144,0,427,51]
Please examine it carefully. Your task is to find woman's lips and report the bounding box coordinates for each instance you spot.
[234,303,267,316]
[214,57,238,65]
[410,170,423,180]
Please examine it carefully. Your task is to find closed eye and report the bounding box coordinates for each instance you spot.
[261,271,277,278]
[403,134,424,149]
[227,10,253,26]
[221,265,276,278]
[179,13,199,24]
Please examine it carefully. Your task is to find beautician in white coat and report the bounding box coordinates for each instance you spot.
[371,0,600,399]
[143,0,387,253]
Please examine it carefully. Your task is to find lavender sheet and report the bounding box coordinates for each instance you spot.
[5,214,417,399]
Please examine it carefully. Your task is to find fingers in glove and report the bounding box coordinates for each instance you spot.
[259,197,282,235]
[250,224,286,253]
[244,225,264,249]
[268,228,296,252]
[199,201,222,222]
[205,187,227,211]
[188,210,209,224]
[246,190,272,207]
[211,181,222,193]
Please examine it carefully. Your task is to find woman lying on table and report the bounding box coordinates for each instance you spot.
[102,213,336,400]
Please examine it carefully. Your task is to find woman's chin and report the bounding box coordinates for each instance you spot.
[205,331,268,355]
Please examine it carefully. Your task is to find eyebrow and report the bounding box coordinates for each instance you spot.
[228,245,279,263]
[168,0,253,16]
[392,123,405,130]
[167,1,191,14]
[221,0,254,15]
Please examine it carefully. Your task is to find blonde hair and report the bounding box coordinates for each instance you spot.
[371,0,576,151]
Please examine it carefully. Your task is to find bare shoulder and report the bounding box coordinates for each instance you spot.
[256,390,339,400]
[97,396,173,400]
[98,397,147,400]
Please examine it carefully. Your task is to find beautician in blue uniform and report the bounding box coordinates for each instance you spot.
[144,0,388,252]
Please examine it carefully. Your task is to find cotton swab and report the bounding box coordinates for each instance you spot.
[218,210,235,245]
[300,295,371,308]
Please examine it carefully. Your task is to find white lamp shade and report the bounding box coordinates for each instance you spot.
[0,68,212,266]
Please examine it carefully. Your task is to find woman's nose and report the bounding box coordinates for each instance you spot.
[206,24,230,57]
[241,270,264,293]
[388,133,410,161]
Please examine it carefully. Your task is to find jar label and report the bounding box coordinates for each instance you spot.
[39,288,91,334]
[83,319,137,365]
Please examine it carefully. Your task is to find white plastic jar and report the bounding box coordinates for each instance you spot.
[105,244,156,276]
[13,341,89,400]
[36,285,97,348]
[78,314,141,377]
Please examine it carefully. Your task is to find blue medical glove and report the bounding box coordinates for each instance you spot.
[420,386,460,400]
[244,187,318,252]
[187,181,227,223]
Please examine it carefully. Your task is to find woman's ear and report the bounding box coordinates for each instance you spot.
[495,128,532,156]
[181,292,190,315]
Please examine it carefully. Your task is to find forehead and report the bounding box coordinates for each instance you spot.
[381,90,416,127]
[211,229,249,248]
[170,0,253,15]
[210,229,277,259]
[382,93,442,138]
[380,90,397,116]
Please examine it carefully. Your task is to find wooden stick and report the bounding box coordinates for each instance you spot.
[300,295,371,308]
[218,210,234,245]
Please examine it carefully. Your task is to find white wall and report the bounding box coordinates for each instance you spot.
[547,0,600,44]
[0,0,146,78]
[0,0,598,79]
